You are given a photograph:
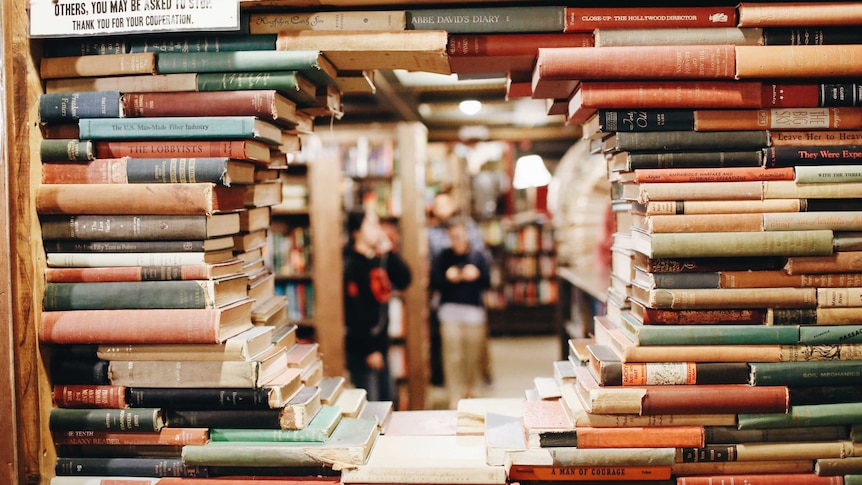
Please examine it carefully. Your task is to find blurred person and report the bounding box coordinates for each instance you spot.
[343,208,412,403]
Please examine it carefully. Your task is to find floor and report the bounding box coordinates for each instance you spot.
[425,333,562,409]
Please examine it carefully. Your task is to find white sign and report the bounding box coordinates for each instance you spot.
[29,0,240,38]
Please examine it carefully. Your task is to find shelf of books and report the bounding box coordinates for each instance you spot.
[320,122,430,411]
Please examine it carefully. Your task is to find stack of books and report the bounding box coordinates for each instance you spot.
[521,2,862,485]
[35,28,384,482]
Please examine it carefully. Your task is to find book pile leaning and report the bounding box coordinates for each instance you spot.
[523,2,862,485]
[35,28,387,483]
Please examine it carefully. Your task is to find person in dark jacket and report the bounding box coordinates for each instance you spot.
[343,208,412,403]
[430,216,491,408]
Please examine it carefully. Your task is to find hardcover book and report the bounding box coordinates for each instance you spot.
[42,157,257,186]
[77,116,284,146]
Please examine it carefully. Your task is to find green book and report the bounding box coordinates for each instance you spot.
[156,50,337,87]
[738,402,862,429]
[196,71,318,106]
[42,275,247,310]
[211,405,343,442]
[77,116,283,146]
[406,6,565,33]
[130,34,277,53]
[40,139,95,162]
[800,324,862,344]
[749,361,862,387]
[618,311,799,346]
[49,407,164,432]
[182,417,379,467]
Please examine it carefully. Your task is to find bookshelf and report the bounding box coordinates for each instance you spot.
[319,122,429,410]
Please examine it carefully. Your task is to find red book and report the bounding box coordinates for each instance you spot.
[94,139,272,164]
[123,90,298,128]
[44,261,244,283]
[38,298,253,345]
[573,365,789,415]
[508,464,673,481]
[678,474,842,485]
[52,384,127,408]
[565,6,737,32]
[624,166,795,184]
[448,32,594,57]
[535,44,736,81]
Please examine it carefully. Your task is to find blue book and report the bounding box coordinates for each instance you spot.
[39,91,122,123]
[77,116,283,146]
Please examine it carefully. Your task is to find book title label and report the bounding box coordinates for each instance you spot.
[29,0,239,37]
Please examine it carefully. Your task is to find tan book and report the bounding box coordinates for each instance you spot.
[675,440,862,463]
[249,10,406,34]
[456,397,524,435]
[40,52,157,79]
[738,2,862,26]
[630,227,834,259]
[46,73,199,94]
[97,325,276,361]
[280,385,322,430]
[334,388,367,419]
[594,27,763,47]
[674,460,816,476]
[261,367,304,409]
[251,294,289,327]
[107,347,288,388]
[244,182,283,208]
[301,357,324,386]
[785,251,862,275]
[275,30,450,75]
[239,206,272,233]
[340,434,507,484]
[638,199,803,215]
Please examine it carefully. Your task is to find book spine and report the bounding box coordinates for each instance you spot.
[736,45,862,79]
[248,11,405,34]
[49,407,163,432]
[815,457,862,475]
[764,27,862,46]
[645,199,801,215]
[616,130,769,152]
[598,109,695,132]
[764,145,862,167]
[799,322,862,343]
[51,359,110,385]
[194,73,315,104]
[36,183,230,216]
[738,402,862,429]
[164,409,281,428]
[738,3,862,27]
[769,308,818,325]
[704,425,850,444]
[640,308,768,325]
[795,165,862,183]
[645,287,818,309]
[723,270,862,288]
[640,386,789,415]
[209,427,329,442]
[39,91,123,123]
[507,465,672,481]
[576,426,705,449]
[39,308,224,344]
[46,266,215,282]
[43,281,216,310]
[52,384,127,408]
[580,81,765,109]
[621,362,750,385]
[785,252,862,275]
[155,51,325,76]
[818,288,862,307]
[633,167,794,184]
[750,361,862,386]
[765,83,862,107]
[626,151,764,170]
[537,44,736,80]
[635,180,764,202]
[407,6,565,33]
[94,140,262,162]
[46,73,200,94]
[54,457,203,477]
[695,108,862,131]
[44,240,212,253]
[78,117,260,142]
[641,255,786,273]
[646,271,722,288]
[679,474,842,485]
[42,37,130,57]
[129,34,277,53]
[764,180,862,200]
[643,230,834,259]
[39,214,212,240]
[125,157,234,184]
[42,159,127,184]
[762,212,862,231]
[40,52,156,79]
[123,91,279,120]
[447,33,593,56]
[126,387,270,409]
[565,6,737,31]
[40,139,96,162]
[54,428,210,446]
[595,27,762,47]
[770,130,862,146]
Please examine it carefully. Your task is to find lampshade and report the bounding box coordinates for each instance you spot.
[512,154,551,189]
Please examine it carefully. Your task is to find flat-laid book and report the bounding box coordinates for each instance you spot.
[40,52,157,79]
[39,91,123,123]
[97,325,276,362]
[631,228,835,259]
[42,157,257,186]
[36,183,246,216]
[43,275,248,311]
[43,259,244,283]
[40,213,241,241]
[77,116,284,146]
[123,90,300,128]
[39,298,254,345]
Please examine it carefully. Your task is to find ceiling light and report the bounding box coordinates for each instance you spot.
[512,154,552,189]
[459,99,482,115]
